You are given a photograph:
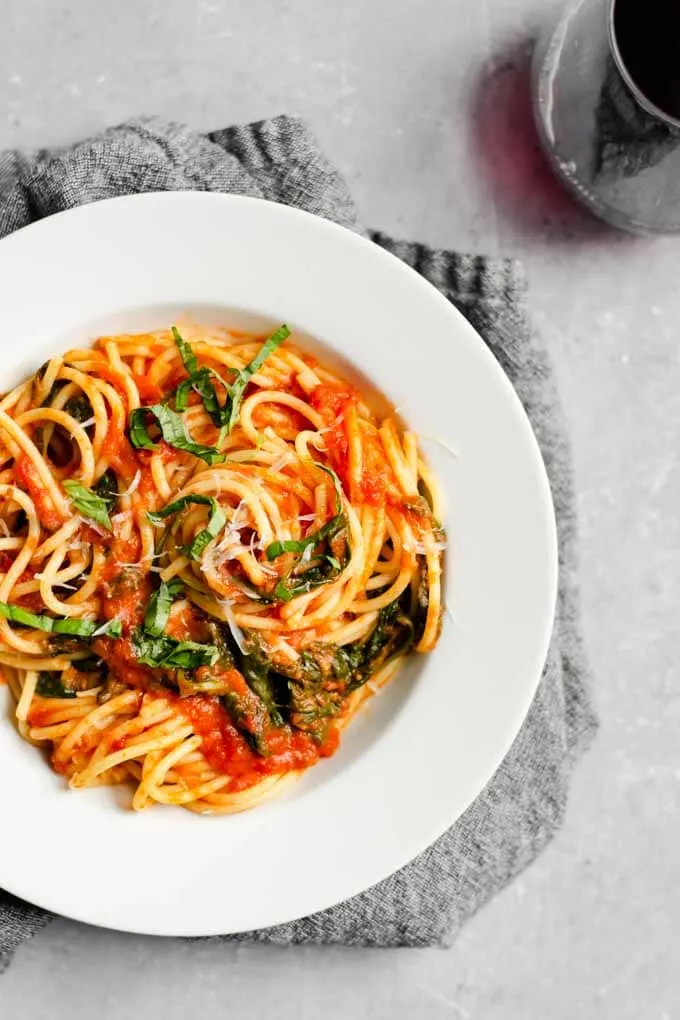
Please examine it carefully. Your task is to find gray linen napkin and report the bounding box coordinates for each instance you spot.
[0,115,597,969]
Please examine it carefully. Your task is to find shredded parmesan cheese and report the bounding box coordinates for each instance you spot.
[219,598,247,654]
[118,470,141,497]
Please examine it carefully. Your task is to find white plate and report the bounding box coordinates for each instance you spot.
[0,193,557,936]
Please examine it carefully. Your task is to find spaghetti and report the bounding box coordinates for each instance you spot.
[0,323,444,813]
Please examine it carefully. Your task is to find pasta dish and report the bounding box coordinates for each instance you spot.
[0,323,444,813]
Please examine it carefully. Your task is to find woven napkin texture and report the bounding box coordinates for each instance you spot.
[0,115,597,969]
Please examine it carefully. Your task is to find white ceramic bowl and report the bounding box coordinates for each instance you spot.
[0,193,557,936]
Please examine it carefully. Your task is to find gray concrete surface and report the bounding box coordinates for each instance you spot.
[1,1,678,1017]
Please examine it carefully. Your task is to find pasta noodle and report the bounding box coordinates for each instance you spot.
[0,323,445,813]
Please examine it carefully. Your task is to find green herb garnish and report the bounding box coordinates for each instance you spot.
[266,464,348,602]
[171,326,198,375]
[91,469,119,513]
[172,327,224,426]
[131,629,219,669]
[63,480,113,531]
[143,579,184,637]
[147,494,226,560]
[128,403,225,465]
[133,573,218,668]
[222,324,290,435]
[273,554,344,603]
[0,602,121,638]
[171,323,290,440]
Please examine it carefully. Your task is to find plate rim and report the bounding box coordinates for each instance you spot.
[0,191,558,936]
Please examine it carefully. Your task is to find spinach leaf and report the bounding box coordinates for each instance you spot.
[411,560,430,647]
[36,669,102,698]
[63,394,94,424]
[40,378,68,405]
[345,600,414,692]
[71,654,107,676]
[92,469,119,513]
[221,686,271,755]
[35,672,77,699]
[239,651,285,728]
[287,680,345,740]
[63,480,113,531]
[213,624,285,727]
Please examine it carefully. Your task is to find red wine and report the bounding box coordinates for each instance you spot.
[613,0,680,120]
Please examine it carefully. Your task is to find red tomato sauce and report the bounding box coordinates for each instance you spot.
[358,428,391,505]
[14,455,64,531]
[310,385,397,507]
[131,374,163,404]
[310,384,353,489]
[93,634,155,692]
[94,566,155,691]
[99,566,151,628]
[166,603,210,643]
[100,426,139,479]
[175,694,331,791]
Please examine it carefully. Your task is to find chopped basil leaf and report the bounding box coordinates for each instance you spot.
[93,619,123,638]
[266,462,348,602]
[187,369,222,423]
[147,494,226,560]
[267,463,344,561]
[128,403,225,465]
[0,602,121,638]
[266,515,345,560]
[174,376,192,413]
[169,323,290,441]
[0,603,53,631]
[147,493,214,523]
[187,501,226,559]
[63,480,113,531]
[131,628,219,669]
[133,569,217,668]
[172,326,225,424]
[143,579,184,637]
[223,324,290,435]
[174,367,224,421]
[172,326,198,375]
[128,408,157,450]
[273,553,345,602]
[274,578,294,603]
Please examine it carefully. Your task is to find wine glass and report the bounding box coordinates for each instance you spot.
[533,0,680,233]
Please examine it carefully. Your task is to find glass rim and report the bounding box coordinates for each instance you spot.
[608,0,680,130]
